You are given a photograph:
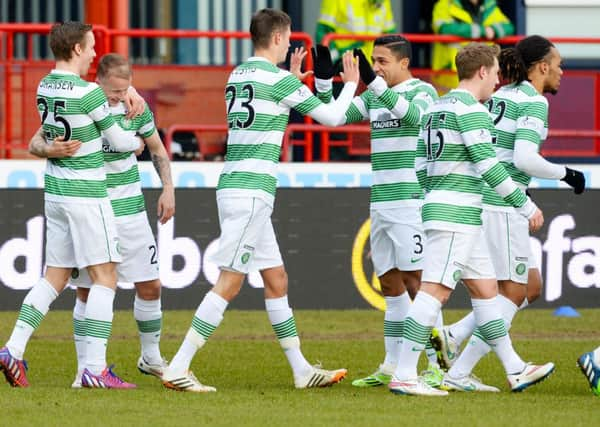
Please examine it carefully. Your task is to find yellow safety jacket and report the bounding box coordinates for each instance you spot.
[431,0,514,92]
[316,0,396,62]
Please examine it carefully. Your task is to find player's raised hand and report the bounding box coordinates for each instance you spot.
[124,86,145,119]
[353,48,376,85]
[340,50,359,84]
[311,45,334,80]
[157,187,175,224]
[290,47,313,82]
[49,136,81,157]
[528,208,544,232]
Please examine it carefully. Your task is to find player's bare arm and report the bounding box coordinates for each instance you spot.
[124,86,145,119]
[145,130,175,224]
[28,126,82,158]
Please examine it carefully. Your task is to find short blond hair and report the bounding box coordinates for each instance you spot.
[97,53,131,80]
[455,43,500,81]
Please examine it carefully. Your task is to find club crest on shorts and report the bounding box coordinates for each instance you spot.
[241,252,251,264]
[516,263,527,275]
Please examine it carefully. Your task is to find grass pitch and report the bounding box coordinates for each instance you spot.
[0,308,598,427]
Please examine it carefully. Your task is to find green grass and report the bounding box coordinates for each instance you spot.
[1,309,599,427]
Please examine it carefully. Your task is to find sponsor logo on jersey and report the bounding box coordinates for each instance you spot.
[372,112,400,129]
[372,119,400,129]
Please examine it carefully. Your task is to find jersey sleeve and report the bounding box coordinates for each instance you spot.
[315,77,369,125]
[515,99,548,148]
[137,103,156,138]
[80,85,116,131]
[367,77,435,127]
[415,133,428,191]
[344,91,370,124]
[458,109,530,211]
[315,78,333,104]
[512,97,564,179]
[273,74,321,115]
[274,72,357,126]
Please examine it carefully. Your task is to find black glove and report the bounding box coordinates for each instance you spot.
[311,45,334,80]
[353,48,376,85]
[562,167,585,194]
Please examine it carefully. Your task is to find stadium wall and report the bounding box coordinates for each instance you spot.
[0,161,598,311]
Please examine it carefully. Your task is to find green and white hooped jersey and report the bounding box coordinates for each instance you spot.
[482,81,549,211]
[217,56,326,206]
[415,89,529,234]
[37,70,115,203]
[344,78,438,210]
[103,102,156,218]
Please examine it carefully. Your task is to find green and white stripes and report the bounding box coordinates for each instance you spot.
[136,318,162,334]
[272,317,299,340]
[217,56,324,206]
[402,317,432,346]
[473,319,508,342]
[482,81,549,209]
[338,78,437,210]
[102,102,155,217]
[38,70,114,202]
[415,89,529,233]
[383,320,403,338]
[73,317,87,337]
[85,318,112,339]
[191,316,217,340]
[17,304,45,330]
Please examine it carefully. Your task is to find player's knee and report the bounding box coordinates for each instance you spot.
[527,280,542,303]
[379,278,399,296]
[262,266,288,297]
[76,287,90,303]
[404,276,421,299]
[135,280,161,300]
[525,269,543,304]
[378,270,406,297]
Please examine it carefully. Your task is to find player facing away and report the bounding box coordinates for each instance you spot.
[0,22,143,388]
[435,36,585,392]
[387,42,554,397]
[29,53,175,388]
[160,8,360,392]
[309,36,446,387]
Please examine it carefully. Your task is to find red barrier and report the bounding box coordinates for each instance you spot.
[0,25,315,159]
[321,33,600,158]
[321,33,600,46]
[0,23,599,160]
[164,122,600,162]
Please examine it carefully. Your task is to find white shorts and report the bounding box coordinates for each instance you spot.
[421,229,495,290]
[483,210,530,284]
[370,209,424,276]
[209,197,283,274]
[45,199,121,269]
[72,212,159,287]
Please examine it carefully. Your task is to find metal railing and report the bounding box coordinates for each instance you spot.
[0,24,599,160]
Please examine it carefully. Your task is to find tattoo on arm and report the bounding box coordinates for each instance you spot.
[29,133,49,158]
[151,153,173,187]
